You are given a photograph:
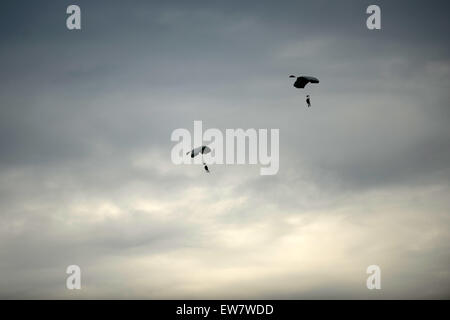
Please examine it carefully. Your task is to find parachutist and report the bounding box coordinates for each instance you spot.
[187,146,212,173]
[306,95,311,107]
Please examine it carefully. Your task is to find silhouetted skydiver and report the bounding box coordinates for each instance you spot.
[306,95,311,107]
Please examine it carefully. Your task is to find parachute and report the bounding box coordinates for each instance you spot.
[289,75,320,89]
[186,145,211,158]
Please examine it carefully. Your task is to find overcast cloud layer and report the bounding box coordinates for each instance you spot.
[0,0,449,299]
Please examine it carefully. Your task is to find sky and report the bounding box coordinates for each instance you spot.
[0,0,449,299]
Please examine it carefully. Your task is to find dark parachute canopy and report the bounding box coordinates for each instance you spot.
[186,145,211,158]
[289,75,320,89]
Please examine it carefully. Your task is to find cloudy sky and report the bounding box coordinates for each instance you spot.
[0,0,449,299]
